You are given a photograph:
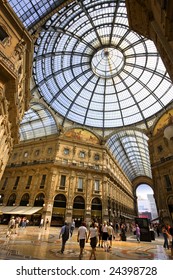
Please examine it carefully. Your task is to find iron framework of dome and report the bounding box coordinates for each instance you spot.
[106,130,152,181]
[19,103,58,141]
[31,0,172,128]
[8,0,173,181]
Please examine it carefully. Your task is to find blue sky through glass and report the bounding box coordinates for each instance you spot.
[136,184,153,199]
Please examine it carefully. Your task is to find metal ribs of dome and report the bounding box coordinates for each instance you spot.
[8,0,169,181]
[31,0,173,129]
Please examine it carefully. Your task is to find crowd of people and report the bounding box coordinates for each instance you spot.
[5,215,49,237]
[6,216,30,237]
[58,220,129,259]
[4,215,173,260]
[58,219,173,260]
[58,220,133,259]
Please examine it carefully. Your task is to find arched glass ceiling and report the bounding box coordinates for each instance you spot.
[8,0,64,30]
[7,0,169,181]
[8,0,173,129]
[30,0,173,128]
[106,130,152,181]
[19,103,58,141]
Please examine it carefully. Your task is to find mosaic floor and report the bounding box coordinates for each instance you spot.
[0,225,172,260]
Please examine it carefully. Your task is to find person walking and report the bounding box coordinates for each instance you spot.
[97,223,103,247]
[119,223,126,241]
[156,224,161,237]
[107,222,115,249]
[45,218,49,230]
[59,222,70,254]
[14,216,21,234]
[21,217,27,228]
[102,221,109,251]
[70,219,75,237]
[39,218,44,228]
[77,221,88,259]
[135,224,140,243]
[87,222,98,260]
[115,222,119,235]
[169,226,173,257]
[162,225,169,249]
[6,216,15,238]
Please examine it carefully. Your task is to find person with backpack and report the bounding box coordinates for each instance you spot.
[59,222,70,254]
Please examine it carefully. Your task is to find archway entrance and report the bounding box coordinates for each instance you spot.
[33,193,45,225]
[52,194,66,226]
[91,197,102,223]
[34,193,45,207]
[73,196,85,227]
[136,184,158,222]
[7,193,16,206]
[20,193,30,206]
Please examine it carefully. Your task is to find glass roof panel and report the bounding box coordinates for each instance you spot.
[19,103,58,141]
[8,0,173,181]
[30,0,173,128]
[9,0,173,129]
[106,130,152,181]
[8,0,62,29]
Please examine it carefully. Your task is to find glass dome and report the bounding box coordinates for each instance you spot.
[91,47,124,78]
[8,0,172,181]
[31,0,172,128]
[8,0,173,129]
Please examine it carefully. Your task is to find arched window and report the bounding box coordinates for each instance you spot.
[91,197,102,211]
[20,193,30,206]
[53,194,66,208]
[34,193,45,206]
[7,193,16,206]
[73,196,85,209]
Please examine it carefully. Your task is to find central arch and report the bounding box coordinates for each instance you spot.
[91,197,102,223]
[51,194,67,226]
[73,196,85,227]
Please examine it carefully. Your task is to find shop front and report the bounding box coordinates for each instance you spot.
[0,206,43,225]
[51,207,66,226]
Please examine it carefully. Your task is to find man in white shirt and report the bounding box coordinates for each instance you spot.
[77,221,88,259]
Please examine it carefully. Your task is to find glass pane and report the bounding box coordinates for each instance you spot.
[30,0,173,128]
[106,130,152,181]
